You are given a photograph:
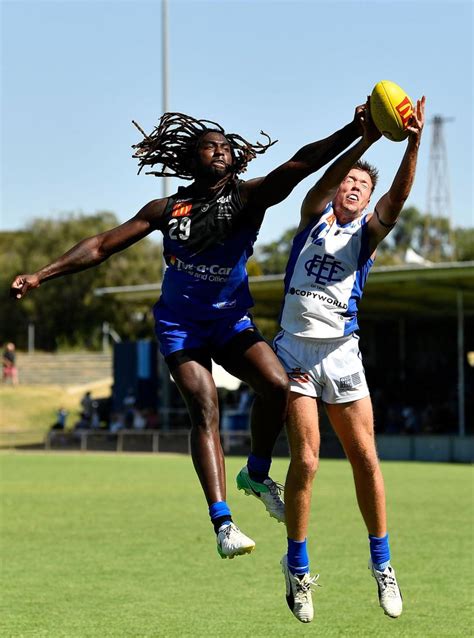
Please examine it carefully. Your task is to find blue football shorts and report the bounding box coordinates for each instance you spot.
[153,301,258,359]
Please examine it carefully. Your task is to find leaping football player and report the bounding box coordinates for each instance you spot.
[273,96,425,622]
[11,107,367,560]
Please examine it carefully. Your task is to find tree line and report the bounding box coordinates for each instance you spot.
[1,209,472,350]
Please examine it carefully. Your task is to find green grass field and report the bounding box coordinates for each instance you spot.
[0,453,472,637]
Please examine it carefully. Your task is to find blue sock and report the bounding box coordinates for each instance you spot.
[369,533,391,571]
[209,501,232,533]
[247,453,271,482]
[287,538,309,575]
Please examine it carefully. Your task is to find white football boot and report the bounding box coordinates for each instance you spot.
[236,466,285,523]
[370,560,403,618]
[216,522,255,559]
[281,554,319,623]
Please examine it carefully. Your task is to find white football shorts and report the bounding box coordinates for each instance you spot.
[273,329,370,404]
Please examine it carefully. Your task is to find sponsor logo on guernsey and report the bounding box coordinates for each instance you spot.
[288,287,348,311]
[304,253,345,284]
[168,255,232,282]
[171,202,192,218]
[288,367,310,383]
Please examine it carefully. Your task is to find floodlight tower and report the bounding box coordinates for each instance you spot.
[160,0,171,430]
[424,115,455,258]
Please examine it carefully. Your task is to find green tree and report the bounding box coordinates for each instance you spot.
[1,213,162,350]
[255,227,297,274]
[453,227,474,261]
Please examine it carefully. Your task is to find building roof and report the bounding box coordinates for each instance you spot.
[95,261,474,319]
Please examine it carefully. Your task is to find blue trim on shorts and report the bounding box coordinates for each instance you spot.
[153,300,256,357]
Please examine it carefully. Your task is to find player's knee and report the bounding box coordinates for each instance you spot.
[347,442,379,473]
[292,448,319,480]
[259,370,289,401]
[188,396,219,429]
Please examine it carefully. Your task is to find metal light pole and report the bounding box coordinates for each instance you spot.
[160,0,171,430]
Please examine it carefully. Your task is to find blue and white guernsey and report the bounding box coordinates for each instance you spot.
[280,204,375,339]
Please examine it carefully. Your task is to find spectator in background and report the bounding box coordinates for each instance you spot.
[123,387,136,429]
[90,401,101,429]
[80,391,93,420]
[51,407,68,431]
[145,409,159,430]
[109,412,125,433]
[2,342,19,385]
[132,409,147,430]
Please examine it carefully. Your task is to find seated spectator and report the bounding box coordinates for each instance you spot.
[73,412,91,430]
[80,391,93,420]
[109,412,125,433]
[132,409,147,430]
[123,387,136,428]
[90,401,101,429]
[401,405,420,434]
[51,407,68,430]
[145,409,160,430]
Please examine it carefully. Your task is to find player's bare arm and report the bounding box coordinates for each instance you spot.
[368,96,425,250]
[299,103,382,229]
[10,198,167,299]
[239,108,364,211]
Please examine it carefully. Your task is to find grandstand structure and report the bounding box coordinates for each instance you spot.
[95,261,474,438]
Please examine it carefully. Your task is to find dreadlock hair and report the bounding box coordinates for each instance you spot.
[132,112,277,189]
[352,159,379,192]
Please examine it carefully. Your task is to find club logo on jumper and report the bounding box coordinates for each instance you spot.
[337,372,362,391]
[171,203,192,218]
[168,255,232,282]
[288,287,348,310]
[288,367,310,383]
[304,253,345,284]
[395,96,413,128]
[310,221,329,246]
[310,214,337,245]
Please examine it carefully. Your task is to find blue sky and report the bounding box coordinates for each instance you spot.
[2,0,473,247]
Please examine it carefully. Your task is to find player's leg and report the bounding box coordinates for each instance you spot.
[325,398,402,617]
[270,330,322,622]
[215,328,288,522]
[325,397,386,535]
[281,392,321,623]
[216,329,289,457]
[168,351,255,559]
[285,393,320,543]
[168,353,224,505]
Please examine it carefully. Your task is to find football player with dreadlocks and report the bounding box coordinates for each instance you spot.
[11,107,366,559]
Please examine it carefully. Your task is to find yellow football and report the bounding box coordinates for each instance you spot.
[370,80,414,142]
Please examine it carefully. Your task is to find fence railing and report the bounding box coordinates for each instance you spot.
[0,428,255,455]
[0,429,472,462]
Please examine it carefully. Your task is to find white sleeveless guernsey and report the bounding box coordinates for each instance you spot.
[280,204,375,339]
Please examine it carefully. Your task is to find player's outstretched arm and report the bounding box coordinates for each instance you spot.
[10,198,167,300]
[241,106,364,210]
[299,102,381,227]
[368,96,425,250]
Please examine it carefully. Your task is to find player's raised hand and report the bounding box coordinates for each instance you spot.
[406,96,426,147]
[360,97,382,145]
[10,273,41,300]
[353,103,367,136]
